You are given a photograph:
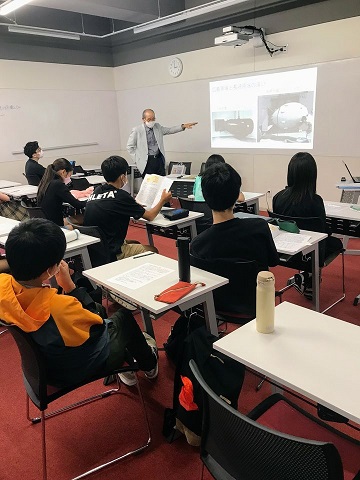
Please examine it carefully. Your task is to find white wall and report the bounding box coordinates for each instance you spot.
[114,16,360,208]
[0,60,120,183]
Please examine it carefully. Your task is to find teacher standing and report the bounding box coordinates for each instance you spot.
[126,109,197,177]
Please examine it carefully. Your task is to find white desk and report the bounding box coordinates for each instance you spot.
[136,211,204,247]
[0,225,99,272]
[81,175,105,186]
[240,192,265,215]
[0,184,38,198]
[275,229,327,312]
[214,302,360,424]
[0,216,20,236]
[0,180,22,189]
[83,253,228,339]
[325,201,360,222]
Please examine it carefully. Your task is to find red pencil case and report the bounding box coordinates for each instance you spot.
[154,281,205,304]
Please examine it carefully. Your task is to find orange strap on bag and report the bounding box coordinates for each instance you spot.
[154,281,205,304]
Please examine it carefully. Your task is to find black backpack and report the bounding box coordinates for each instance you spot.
[163,315,245,444]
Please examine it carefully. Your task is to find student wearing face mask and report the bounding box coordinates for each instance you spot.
[24,141,46,186]
[84,155,172,260]
[0,219,159,388]
[37,158,84,226]
[127,109,198,177]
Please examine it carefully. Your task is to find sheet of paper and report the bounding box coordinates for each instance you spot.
[107,263,174,290]
[0,224,13,235]
[135,174,173,208]
[273,232,312,253]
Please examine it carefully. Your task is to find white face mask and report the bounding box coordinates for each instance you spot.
[38,149,44,158]
[145,121,155,128]
[64,176,71,185]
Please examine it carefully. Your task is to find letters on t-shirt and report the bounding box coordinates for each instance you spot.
[88,191,116,201]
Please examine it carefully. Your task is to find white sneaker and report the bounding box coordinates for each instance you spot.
[118,371,137,387]
[109,292,137,311]
[143,332,159,380]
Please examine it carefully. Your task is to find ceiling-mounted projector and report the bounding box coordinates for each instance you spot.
[215,25,258,46]
[214,32,250,46]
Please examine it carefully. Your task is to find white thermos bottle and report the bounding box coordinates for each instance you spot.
[256,271,275,333]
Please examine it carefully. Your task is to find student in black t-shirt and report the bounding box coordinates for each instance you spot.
[272,152,342,297]
[24,141,46,186]
[37,158,84,227]
[190,163,279,271]
[84,156,172,260]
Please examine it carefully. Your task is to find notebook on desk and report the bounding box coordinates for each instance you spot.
[343,161,360,183]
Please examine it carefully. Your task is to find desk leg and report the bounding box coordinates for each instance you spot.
[64,247,96,289]
[312,244,320,312]
[145,226,154,247]
[141,309,155,339]
[201,293,218,337]
[189,221,198,240]
[253,199,259,215]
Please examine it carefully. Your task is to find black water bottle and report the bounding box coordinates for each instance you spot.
[177,237,191,283]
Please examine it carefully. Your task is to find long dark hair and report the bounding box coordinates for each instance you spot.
[286,152,317,204]
[37,158,73,204]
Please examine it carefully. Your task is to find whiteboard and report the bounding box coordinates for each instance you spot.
[0,89,120,162]
[118,57,360,158]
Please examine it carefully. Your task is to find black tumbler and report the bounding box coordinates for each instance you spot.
[177,237,191,283]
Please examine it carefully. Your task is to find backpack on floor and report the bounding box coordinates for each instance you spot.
[163,315,245,445]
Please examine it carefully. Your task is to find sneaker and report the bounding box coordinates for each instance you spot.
[143,332,159,380]
[118,371,137,387]
[293,272,308,295]
[109,292,137,311]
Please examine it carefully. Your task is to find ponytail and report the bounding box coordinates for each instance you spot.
[37,157,73,205]
[37,165,57,204]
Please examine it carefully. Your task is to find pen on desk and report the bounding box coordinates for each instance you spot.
[133,251,156,259]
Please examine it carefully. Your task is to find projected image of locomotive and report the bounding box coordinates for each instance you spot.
[214,117,254,140]
[258,92,314,144]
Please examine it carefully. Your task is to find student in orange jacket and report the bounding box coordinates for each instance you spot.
[0,218,157,387]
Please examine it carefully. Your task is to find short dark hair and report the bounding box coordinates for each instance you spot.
[201,163,241,211]
[287,152,317,204]
[24,141,39,159]
[201,154,225,176]
[101,156,128,183]
[6,219,66,281]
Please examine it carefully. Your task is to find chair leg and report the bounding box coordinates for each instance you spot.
[28,374,151,480]
[71,374,151,480]
[41,410,47,480]
[321,252,346,314]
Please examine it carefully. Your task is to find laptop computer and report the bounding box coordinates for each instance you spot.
[343,161,360,183]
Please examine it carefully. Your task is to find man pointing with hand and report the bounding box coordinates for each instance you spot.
[127,108,198,177]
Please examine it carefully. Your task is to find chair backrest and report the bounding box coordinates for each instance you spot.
[2,323,48,410]
[199,162,206,174]
[70,177,91,191]
[189,359,344,480]
[20,200,47,219]
[178,197,213,234]
[167,161,192,175]
[23,173,41,186]
[190,254,259,317]
[75,224,113,266]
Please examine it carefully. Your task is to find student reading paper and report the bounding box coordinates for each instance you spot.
[84,156,172,260]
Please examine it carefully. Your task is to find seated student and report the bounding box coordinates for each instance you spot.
[0,219,158,387]
[272,151,342,296]
[190,163,279,272]
[83,155,172,261]
[193,154,245,203]
[37,158,84,226]
[24,141,46,186]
